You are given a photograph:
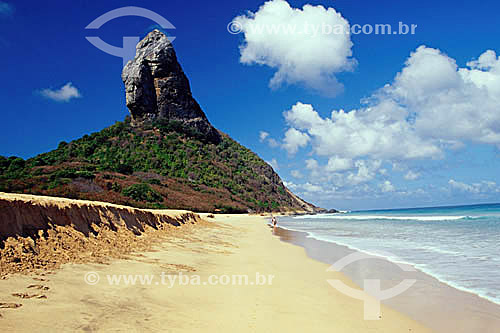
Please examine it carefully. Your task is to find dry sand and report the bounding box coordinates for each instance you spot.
[0,210,432,332]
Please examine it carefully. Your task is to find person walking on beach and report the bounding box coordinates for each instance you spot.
[272,216,277,227]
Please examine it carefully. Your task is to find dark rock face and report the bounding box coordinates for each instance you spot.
[122,30,221,143]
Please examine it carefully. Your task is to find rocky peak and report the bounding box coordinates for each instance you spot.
[122,30,221,143]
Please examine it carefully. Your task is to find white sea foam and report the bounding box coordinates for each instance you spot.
[294,214,471,221]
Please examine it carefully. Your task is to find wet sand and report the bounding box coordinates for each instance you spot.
[274,226,500,333]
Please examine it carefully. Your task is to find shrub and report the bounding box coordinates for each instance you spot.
[0,156,9,172]
[111,182,122,192]
[7,157,25,173]
[122,183,163,203]
[115,163,134,175]
[145,178,162,185]
[49,169,95,181]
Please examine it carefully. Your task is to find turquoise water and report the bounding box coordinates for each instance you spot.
[279,203,500,304]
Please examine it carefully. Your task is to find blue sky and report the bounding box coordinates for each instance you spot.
[1,0,500,210]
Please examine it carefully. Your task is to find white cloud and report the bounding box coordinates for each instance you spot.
[283,101,441,161]
[282,128,310,154]
[259,131,270,142]
[296,157,386,189]
[233,0,355,95]
[282,46,500,162]
[291,170,303,179]
[276,45,500,205]
[41,82,82,102]
[305,158,318,170]
[259,131,280,148]
[267,138,279,148]
[448,179,476,193]
[404,170,420,181]
[283,181,333,196]
[326,156,353,172]
[346,160,381,185]
[302,182,323,193]
[448,179,499,194]
[379,180,395,193]
[466,50,499,70]
[284,102,324,129]
[266,158,279,171]
[389,46,500,147]
[392,162,406,172]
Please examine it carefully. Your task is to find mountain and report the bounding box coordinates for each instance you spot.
[0,30,321,214]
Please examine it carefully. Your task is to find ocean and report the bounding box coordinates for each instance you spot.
[278,203,500,305]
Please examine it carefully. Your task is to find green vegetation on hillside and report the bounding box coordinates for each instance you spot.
[0,116,306,212]
[122,183,163,203]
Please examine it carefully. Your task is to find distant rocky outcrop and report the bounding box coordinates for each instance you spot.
[122,30,221,143]
[0,30,323,214]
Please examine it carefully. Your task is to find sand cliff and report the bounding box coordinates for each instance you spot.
[0,192,203,276]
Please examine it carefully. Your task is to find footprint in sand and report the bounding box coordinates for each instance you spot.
[12,293,34,299]
[27,284,50,291]
[11,293,47,299]
[0,303,22,309]
[32,277,47,282]
[159,263,196,273]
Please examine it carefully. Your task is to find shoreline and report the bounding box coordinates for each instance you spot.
[273,225,500,333]
[276,222,500,305]
[0,211,432,332]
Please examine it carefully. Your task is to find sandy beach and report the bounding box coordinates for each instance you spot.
[0,211,431,332]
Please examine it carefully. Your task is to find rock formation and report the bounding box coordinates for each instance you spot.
[0,29,324,214]
[122,30,221,143]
